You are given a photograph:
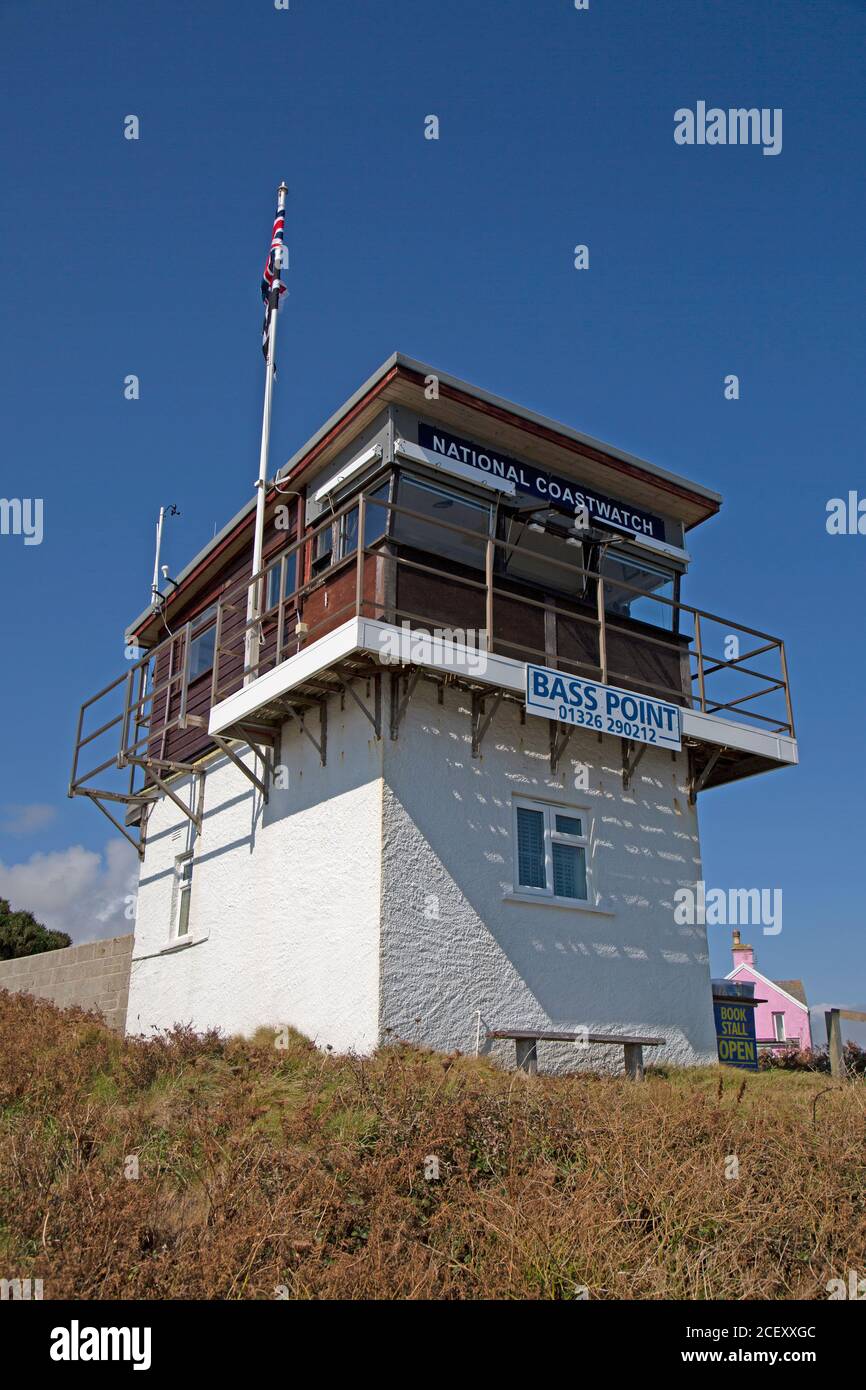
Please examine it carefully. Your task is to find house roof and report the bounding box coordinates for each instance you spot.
[774,979,808,1006]
[726,963,809,1012]
[126,351,723,641]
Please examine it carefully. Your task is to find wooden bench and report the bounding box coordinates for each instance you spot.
[487,1028,666,1081]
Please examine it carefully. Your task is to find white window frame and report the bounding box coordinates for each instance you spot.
[173,852,194,940]
[511,796,592,906]
[266,550,298,610]
[772,1011,786,1042]
[187,605,218,681]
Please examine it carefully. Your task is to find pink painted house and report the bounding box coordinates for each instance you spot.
[725,930,812,1052]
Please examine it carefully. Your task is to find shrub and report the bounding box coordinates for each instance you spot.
[0,897,72,959]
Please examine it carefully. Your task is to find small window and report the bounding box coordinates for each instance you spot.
[310,483,390,574]
[514,799,590,902]
[174,854,193,937]
[311,523,334,575]
[600,552,676,631]
[187,606,217,681]
[266,551,298,610]
[502,511,589,597]
[772,1012,786,1042]
[394,476,492,569]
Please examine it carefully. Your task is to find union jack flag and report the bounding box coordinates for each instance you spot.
[261,199,288,360]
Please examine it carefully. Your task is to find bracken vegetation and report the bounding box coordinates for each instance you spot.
[0,989,864,1299]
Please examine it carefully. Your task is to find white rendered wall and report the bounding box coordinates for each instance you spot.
[380,682,718,1072]
[126,697,383,1051]
[128,673,718,1072]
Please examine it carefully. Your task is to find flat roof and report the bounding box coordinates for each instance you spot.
[128,352,723,638]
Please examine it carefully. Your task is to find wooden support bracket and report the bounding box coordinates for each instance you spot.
[292,701,327,765]
[84,792,145,858]
[688,745,723,804]
[390,668,422,740]
[340,672,382,739]
[210,733,270,801]
[471,689,503,758]
[621,738,648,790]
[549,720,574,773]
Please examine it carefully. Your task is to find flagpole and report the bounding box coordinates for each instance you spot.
[246,180,288,684]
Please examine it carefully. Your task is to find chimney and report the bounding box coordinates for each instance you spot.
[731,928,755,969]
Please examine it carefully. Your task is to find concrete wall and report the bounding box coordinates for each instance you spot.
[0,934,133,1032]
[380,682,718,1072]
[126,695,384,1050]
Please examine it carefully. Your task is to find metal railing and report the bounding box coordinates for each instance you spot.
[209,484,795,738]
[69,481,795,815]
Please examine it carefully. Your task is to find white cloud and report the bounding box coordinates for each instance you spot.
[0,840,138,943]
[0,803,57,835]
[810,1004,866,1048]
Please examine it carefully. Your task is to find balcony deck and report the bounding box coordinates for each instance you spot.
[69,485,797,852]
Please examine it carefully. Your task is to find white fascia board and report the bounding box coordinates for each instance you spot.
[680,707,798,765]
[394,438,516,495]
[726,964,809,1013]
[620,532,691,565]
[312,444,383,502]
[210,616,798,771]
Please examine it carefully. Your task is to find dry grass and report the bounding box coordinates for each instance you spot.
[0,989,863,1299]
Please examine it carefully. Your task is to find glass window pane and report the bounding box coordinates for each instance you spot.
[188,626,215,680]
[342,507,359,558]
[267,552,297,609]
[502,513,589,597]
[555,814,583,837]
[516,807,546,889]
[178,887,191,936]
[312,524,333,572]
[395,477,491,569]
[601,553,675,631]
[364,483,390,545]
[267,565,279,610]
[552,842,587,900]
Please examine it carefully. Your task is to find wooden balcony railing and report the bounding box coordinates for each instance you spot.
[69,482,795,842]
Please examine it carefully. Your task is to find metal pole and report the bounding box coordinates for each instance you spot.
[151,506,165,604]
[779,640,795,737]
[246,180,288,685]
[485,536,494,651]
[596,576,608,684]
[355,492,366,618]
[695,612,706,712]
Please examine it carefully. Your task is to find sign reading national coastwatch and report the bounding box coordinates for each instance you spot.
[417,422,666,542]
[713,999,759,1071]
[525,663,682,751]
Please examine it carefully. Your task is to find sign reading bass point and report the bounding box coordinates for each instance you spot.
[713,999,759,1071]
[525,663,682,751]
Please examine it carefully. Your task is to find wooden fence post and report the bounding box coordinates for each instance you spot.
[825,1009,844,1079]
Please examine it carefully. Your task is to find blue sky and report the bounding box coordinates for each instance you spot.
[0,0,863,1021]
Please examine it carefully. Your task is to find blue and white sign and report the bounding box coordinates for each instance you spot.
[525,663,682,750]
[418,423,666,542]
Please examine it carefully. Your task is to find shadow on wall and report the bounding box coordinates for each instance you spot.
[379,693,714,1056]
